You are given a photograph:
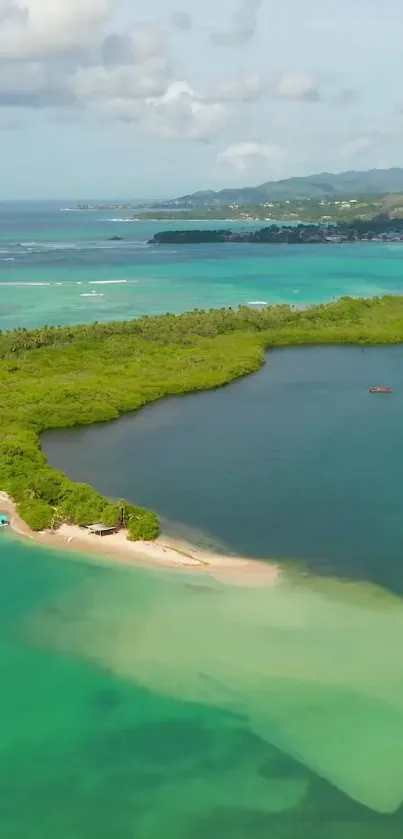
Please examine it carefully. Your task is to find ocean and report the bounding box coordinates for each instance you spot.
[2,203,403,837]
[1,201,403,330]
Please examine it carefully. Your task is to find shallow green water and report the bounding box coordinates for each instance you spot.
[2,530,403,837]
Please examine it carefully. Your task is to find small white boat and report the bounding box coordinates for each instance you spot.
[369,386,393,394]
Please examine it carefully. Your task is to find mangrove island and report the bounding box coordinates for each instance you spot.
[2,296,403,539]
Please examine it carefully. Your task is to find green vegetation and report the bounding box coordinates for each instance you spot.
[149,216,403,246]
[168,167,403,205]
[2,296,403,534]
[139,194,403,224]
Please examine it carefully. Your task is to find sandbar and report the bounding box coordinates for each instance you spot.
[0,491,279,587]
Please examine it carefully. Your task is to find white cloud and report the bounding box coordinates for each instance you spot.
[145,81,230,141]
[211,0,263,46]
[0,8,174,114]
[172,2,263,46]
[0,59,76,107]
[216,74,267,103]
[218,141,285,172]
[0,3,235,145]
[0,0,119,58]
[338,136,373,166]
[276,73,320,102]
[0,0,361,161]
[216,72,321,104]
[71,61,168,103]
[71,26,170,104]
[331,87,359,107]
[171,10,193,31]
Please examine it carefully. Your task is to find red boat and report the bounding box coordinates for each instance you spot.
[369,386,393,393]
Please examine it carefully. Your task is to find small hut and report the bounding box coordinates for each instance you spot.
[86,523,116,538]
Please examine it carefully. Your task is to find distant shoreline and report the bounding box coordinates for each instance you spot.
[148,219,403,246]
[0,492,280,588]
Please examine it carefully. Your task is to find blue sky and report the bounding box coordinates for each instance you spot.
[0,0,401,199]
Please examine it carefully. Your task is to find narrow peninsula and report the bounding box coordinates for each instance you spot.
[2,296,403,574]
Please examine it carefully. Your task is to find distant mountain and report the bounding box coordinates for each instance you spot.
[161,168,403,208]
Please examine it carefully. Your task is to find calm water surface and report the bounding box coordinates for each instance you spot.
[44,345,403,594]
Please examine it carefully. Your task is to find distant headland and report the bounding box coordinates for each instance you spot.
[73,169,403,225]
[163,167,403,207]
[148,215,403,246]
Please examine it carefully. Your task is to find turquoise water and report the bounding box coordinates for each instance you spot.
[4,531,403,837]
[32,344,403,834]
[1,202,403,329]
[4,203,403,836]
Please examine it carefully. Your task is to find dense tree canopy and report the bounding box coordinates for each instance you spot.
[1,296,403,534]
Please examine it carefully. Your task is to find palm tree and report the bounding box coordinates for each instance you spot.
[119,500,126,529]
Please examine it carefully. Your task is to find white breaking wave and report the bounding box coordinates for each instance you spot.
[44,243,78,250]
[89,280,128,285]
[0,281,52,287]
[80,293,104,297]
[17,240,124,253]
[247,300,268,305]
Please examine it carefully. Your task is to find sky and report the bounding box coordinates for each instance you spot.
[0,0,402,199]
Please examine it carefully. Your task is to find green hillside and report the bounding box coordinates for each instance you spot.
[141,194,403,223]
[163,168,403,208]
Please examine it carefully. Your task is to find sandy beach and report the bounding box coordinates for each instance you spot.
[0,492,279,587]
